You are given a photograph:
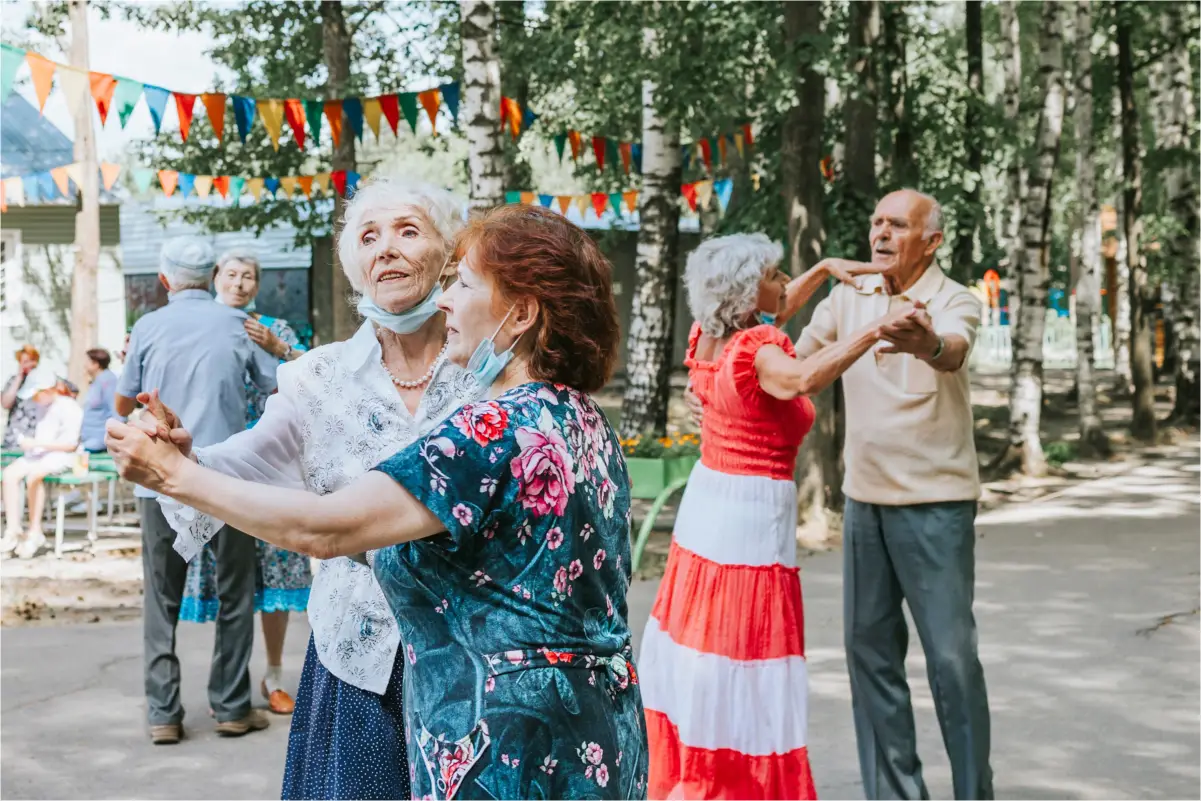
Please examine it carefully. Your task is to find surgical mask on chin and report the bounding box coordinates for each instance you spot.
[358,283,443,334]
[239,299,257,313]
[757,310,777,327]
[468,307,520,389]
[216,292,256,313]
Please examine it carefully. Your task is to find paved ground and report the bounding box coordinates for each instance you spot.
[2,443,1198,800]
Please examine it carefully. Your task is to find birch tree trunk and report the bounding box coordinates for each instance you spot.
[782,0,840,521]
[1007,0,1066,477]
[1110,70,1133,386]
[999,1,1025,291]
[619,17,681,440]
[952,0,984,285]
[321,0,358,343]
[67,0,100,390]
[1117,2,1158,443]
[460,0,504,212]
[1072,0,1109,456]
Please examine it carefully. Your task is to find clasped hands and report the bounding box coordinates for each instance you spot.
[104,390,194,494]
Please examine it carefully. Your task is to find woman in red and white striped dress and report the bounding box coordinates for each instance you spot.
[640,234,900,799]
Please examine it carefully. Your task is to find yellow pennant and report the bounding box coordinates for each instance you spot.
[314,172,331,195]
[194,175,214,199]
[573,195,590,218]
[65,162,85,190]
[733,131,745,158]
[279,176,298,198]
[257,99,285,151]
[695,180,713,210]
[8,176,24,207]
[56,67,91,120]
[363,97,383,140]
[247,177,264,200]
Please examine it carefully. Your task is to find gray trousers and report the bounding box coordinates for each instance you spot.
[843,498,994,800]
[139,499,256,725]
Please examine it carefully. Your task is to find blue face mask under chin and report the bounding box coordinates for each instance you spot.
[468,307,519,389]
[357,283,444,334]
[757,310,777,326]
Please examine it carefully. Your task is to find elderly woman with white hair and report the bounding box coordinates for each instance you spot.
[177,250,311,718]
[135,177,481,799]
[639,234,906,800]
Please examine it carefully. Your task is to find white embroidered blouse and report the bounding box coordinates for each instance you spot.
[163,321,483,694]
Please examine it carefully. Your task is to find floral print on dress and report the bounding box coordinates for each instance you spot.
[372,382,649,799]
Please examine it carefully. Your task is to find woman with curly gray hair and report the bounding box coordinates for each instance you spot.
[639,233,906,799]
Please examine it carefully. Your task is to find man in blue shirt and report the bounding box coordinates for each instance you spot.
[116,236,279,745]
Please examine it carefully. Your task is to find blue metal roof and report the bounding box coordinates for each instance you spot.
[0,93,74,178]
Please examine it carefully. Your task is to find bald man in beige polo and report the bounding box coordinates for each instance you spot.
[797,190,992,800]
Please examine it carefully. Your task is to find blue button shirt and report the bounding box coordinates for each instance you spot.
[81,369,121,451]
[118,289,279,498]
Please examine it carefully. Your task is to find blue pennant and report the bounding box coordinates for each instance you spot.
[538,194,554,208]
[231,95,257,143]
[264,177,281,197]
[178,173,196,197]
[342,97,364,142]
[438,82,460,125]
[143,85,171,134]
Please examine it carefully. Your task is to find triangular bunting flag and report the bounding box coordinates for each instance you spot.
[733,131,745,157]
[323,100,343,149]
[553,133,567,163]
[1,45,25,105]
[25,52,55,113]
[50,166,72,197]
[314,173,331,196]
[298,176,313,198]
[742,123,754,148]
[538,194,553,208]
[100,162,121,191]
[212,175,229,199]
[132,169,155,194]
[143,85,171,134]
[439,82,460,125]
[264,177,281,198]
[609,192,624,216]
[606,139,620,173]
[568,130,582,161]
[556,196,572,215]
[284,99,306,149]
[521,106,538,134]
[194,175,214,199]
[681,145,692,171]
[258,99,285,150]
[363,97,382,140]
[504,191,521,205]
[178,173,196,197]
[590,192,610,218]
[56,67,90,121]
[65,162,84,192]
[696,179,713,210]
[346,171,360,197]
[342,97,364,141]
[330,170,347,197]
[681,182,698,212]
[174,92,197,141]
[698,139,713,171]
[618,142,632,175]
[622,190,638,214]
[36,172,55,201]
[378,94,400,135]
[304,99,323,147]
[279,177,298,198]
[201,93,226,142]
[708,136,722,168]
[229,176,245,204]
[1,181,6,213]
[247,177,264,200]
[418,89,440,135]
[113,78,144,128]
[520,191,536,205]
[574,195,591,218]
[398,93,419,134]
[232,95,256,143]
[714,178,733,213]
[716,136,727,165]
[502,97,522,139]
[592,137,607,172]
[631,143,643,174]
[8,176,24,207]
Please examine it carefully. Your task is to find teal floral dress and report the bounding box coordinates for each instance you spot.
[371,382,649,800]
[180,315,312,621]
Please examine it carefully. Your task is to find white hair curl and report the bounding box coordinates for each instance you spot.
[335,175,466,295]
[685,233,784,339]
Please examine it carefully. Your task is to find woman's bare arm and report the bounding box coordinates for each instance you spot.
[755,323,881,400]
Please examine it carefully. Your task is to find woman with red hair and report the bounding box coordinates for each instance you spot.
[2,345,42,449]
[107,205,649,799]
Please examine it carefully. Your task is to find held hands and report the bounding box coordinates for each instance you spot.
[104,390,192,493]
[875,301,941,358]
[245,318,287,359]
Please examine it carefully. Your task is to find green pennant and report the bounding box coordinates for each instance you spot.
[230,176,246,206]
[0,44,25,104]
[609,192,625,216]
[132,168,155,195]
[112,78,144,129]
[553,133,567,163]
[304,100,324,148]
[504,190,521,205]
[606,138,620,172]
[709,136,722,167]
[398,93,420,133]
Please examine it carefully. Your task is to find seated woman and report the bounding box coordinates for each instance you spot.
[107,205,649,800]
[639,234,906,800]
[2,367,84,558]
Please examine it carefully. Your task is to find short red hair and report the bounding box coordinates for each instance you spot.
[454,205,620,394]
[14,345,38,363]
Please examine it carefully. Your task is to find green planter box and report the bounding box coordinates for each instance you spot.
[627,455,699,499]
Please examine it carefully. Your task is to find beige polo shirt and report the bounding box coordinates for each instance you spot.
[796,265,982,506]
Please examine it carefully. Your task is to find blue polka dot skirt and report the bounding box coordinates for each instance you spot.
[281,635,411,800]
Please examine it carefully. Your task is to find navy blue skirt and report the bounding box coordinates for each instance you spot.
[281,635,411,800]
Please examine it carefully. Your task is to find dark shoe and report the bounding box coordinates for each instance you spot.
[150,723,182,745]
[215,708,270,737]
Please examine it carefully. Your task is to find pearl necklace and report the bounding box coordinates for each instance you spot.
[378,336,449,390]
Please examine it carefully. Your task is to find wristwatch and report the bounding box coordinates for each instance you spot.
[927,335,945,361]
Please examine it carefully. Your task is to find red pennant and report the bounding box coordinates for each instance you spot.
[681,182,698,212]
[378,94,400,135]
[698,139,713,170]
[592,136,607,172]
[174,93,197,141]
[742,123,754,148]
[590,192,609,218]
[202,93,226,142]
[89,72,116,125]
[324,101,344,149]
[284,99,306,148]
[619,142,632,175]
[331,170,348,197]
[212,175,230,199]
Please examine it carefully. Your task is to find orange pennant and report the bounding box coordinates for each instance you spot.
[100,162,121,191]
[89,72,116,125]
[619,142,632,175]
[556,196,572,215]
[174,93,197,141]
[50,166,72,197]
[158,169,179,197]
[201,93,226,142]
[567,130,582,161]
[503,97,522,139]
[520,191,536,205]
[323,100,343,149]
[418,90,441,135]
[298,176,313,198]
[26,53,56,113]
[622,190,638,214]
